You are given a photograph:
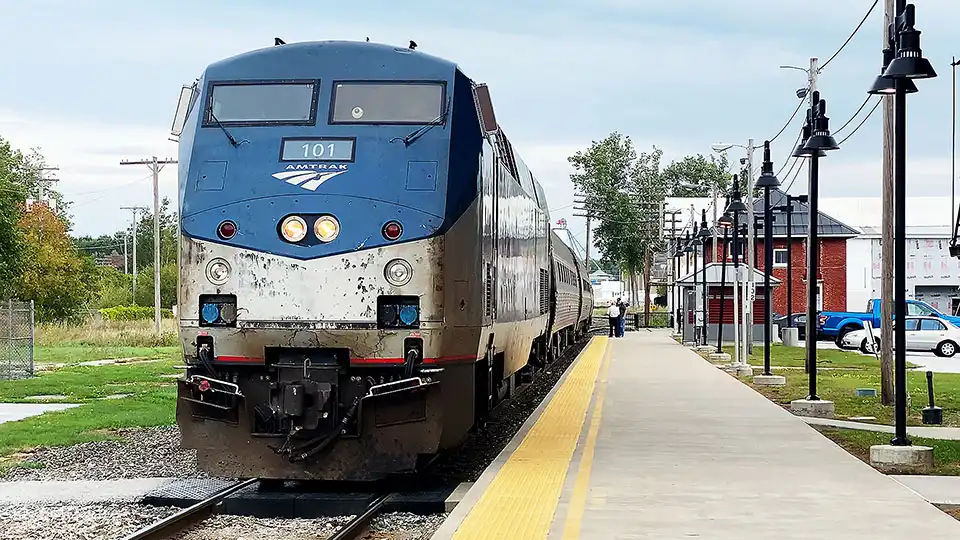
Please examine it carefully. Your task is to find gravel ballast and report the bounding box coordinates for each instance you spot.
[0,502,181,540]
[0,426,202,482]
[169,512,445,540]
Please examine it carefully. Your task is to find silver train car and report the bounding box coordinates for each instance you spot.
[172,40,594,481]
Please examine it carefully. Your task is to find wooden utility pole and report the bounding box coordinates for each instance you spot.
[879,0,896,405]
[120,157,177,335]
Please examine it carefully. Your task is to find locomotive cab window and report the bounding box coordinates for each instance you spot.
[204,81,319,126]
[330,82,445,124]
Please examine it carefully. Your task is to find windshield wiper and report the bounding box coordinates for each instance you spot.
[209,110,240,147]
[392,103,449,146]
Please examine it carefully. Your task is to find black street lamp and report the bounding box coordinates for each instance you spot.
[756,140,781,376]
[682,232,693,340]
[802,91,840,401]
[672,237,682,332]
[725,178,749,362]
[691,232,703,345]
[774,193,809,343]
[698,210,711,346]
[717,207,733,354]
[868,2,936,447]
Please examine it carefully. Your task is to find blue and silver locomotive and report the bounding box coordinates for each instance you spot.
[171,39,594,481]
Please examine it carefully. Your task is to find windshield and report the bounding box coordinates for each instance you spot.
[206,81,317,125]
[330,82,444,124]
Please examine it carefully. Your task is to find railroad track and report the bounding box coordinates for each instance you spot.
[121,478,393,540]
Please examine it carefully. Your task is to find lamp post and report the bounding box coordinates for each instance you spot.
[716,208,733,357]
[867,2,936,448]
[691,232,703,346]
[725,178,750,375]
[672,237,682,334]
[682,232,693,343]
[698,210,712,347]
[787,91,839,417]
[755,141,786,386]
[774,193,809,347]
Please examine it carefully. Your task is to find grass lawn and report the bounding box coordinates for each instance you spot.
[34,345,177,366]
[0,319,184,460]
[709,344,960,427]
[815,427,960,476]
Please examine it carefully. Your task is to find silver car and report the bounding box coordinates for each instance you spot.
[843,316,960,357]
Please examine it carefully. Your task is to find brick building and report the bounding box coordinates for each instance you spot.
[702,189,860,318]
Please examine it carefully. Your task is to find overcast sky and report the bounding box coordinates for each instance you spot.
[2,0,959,252]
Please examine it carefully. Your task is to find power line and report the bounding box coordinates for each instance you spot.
[837,98,882,146]
[769,97,806,144]
[819,0,880,71]
[834,96,877,133]
[783,158,807,193]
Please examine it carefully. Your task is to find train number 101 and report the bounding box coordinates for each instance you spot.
[302,143,336,158]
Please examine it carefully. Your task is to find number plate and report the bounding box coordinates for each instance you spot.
[280,138,356,162]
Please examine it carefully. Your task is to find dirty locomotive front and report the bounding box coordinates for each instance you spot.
[172,40,594,481]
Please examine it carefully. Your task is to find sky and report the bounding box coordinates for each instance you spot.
[2,0,960,254]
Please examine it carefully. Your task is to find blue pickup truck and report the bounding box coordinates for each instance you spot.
[819,298,960,348]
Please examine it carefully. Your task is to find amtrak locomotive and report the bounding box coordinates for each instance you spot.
[171,39,594,481]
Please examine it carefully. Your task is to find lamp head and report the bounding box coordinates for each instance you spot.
[883,5,937,80]
[755,139,780,188]
[803,98,840,152]
[869,45,919,94]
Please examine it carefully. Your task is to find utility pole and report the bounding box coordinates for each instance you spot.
[123,234,129,275]
[120,206,148,302]
[121,157,177,335]
[584,216,591,274]
[745,139,756,355]
[879,0,896,406]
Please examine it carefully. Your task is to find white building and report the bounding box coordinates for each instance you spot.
[818,196,960,314]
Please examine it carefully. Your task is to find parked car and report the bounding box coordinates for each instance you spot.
[818,298,960,349]
[841,316,960,357]
[773,313,807,341]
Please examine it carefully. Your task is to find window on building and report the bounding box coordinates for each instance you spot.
[773,249,788,267]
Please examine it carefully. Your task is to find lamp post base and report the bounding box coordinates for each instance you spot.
[722,363,754,377]
[753,374,786,387]
[781,328,800,347]
[683,341,697,347]
[708,352,731,362]
[790,399,835,418]
[869,444,934,474]
[697,345,715,353]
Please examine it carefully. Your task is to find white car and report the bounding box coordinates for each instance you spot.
[842,316,960,357]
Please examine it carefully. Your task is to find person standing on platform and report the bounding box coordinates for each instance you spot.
[607,301,619,337]
[618,300,629,337]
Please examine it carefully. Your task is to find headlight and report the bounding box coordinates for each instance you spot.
[280,216,307,242]
[206,258,231,285]
[314,215,340,243]
[384,258,413,286]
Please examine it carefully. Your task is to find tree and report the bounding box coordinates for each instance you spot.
[93,266,134,308]
[568,132,669,311]
[662,153,732,197]
[14,204,99,322]
[133,197,178,271]
[134,262,178,308]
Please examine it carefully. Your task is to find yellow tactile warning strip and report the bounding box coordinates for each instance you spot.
[560,340,612,539]
[451,336,609,540]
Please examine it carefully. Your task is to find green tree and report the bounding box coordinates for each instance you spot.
[133,198,178,271]
[93,266,134,308]
[14,204,99,322]
[568,132,669,303]
[134,262,178,308]
[661,153,732,197]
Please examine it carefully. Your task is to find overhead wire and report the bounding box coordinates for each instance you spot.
[818,0,880,71]
[837,98,882,146]
[834,96,877,134]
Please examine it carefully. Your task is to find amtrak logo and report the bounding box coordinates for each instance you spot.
[272,164,348,191]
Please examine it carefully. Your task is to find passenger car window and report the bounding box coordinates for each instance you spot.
[920,319,946,331]
[901,319,920,331]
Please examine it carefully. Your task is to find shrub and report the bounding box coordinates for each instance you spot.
[99,305,174,321]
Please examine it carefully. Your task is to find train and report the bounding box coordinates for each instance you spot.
[170,39,594,481]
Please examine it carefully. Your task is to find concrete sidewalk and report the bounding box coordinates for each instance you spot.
[556,331,960,538]
[0,478,176,505]
[0,403,79,425]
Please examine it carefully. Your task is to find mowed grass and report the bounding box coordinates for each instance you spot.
[0,318,183,459]
[711,344,960,427]
[815,427,960,476]
[33,318,179,366]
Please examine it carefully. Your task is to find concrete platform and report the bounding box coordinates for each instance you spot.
[0,478,177,505]
[0,403,80,425]
[432,331,960,539]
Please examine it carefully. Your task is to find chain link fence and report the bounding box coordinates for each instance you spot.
[0,300,34,380]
